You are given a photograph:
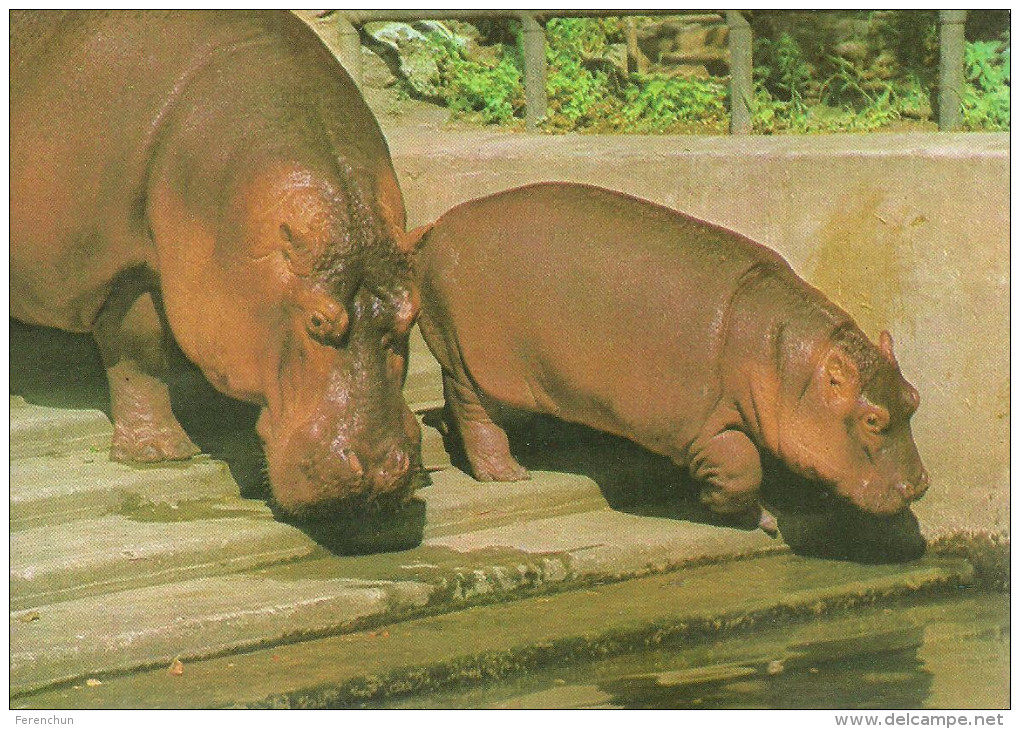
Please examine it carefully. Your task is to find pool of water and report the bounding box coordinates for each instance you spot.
[372,592,1008,710]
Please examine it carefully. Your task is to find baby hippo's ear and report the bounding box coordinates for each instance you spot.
[879,330,900,367]
[819,345,861,409]
[387,220,433,254]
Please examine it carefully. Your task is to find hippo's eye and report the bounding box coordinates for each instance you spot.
[305,304,350,346]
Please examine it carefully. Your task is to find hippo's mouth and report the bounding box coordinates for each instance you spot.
[835,479,918,516]
[269,468,428,522]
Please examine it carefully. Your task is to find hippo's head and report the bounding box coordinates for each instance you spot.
[167,159,423,518]
[778,328,928,515]
[256,166,424,518]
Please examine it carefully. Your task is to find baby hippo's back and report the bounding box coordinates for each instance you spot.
[416,182,785,459]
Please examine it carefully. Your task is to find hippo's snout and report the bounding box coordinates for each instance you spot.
[264,414,421,517]
[842,466,930,517]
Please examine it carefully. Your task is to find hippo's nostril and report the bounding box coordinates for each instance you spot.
[389,448,410,478]
[894,481,911,499]
[918,468,930,489]
[341,448,364,479]
[367,446,413,493]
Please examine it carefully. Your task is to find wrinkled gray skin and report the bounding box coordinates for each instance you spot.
[11,10,423,517]
[416,182,929,532]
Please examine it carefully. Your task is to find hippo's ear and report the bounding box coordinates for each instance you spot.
[820,346,861,408]
[878,330,899,366]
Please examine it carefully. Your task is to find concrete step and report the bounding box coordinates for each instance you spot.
[10,513,317,611]
[11,553,974,708]
[11,453,241,531]
[10,396,113,459]
[424,505,780,578]
[420,467,613,538]
[10,573,432,697]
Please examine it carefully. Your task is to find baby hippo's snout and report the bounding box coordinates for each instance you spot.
[896,468,930,503]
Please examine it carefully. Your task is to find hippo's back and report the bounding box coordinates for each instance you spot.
[418,182,794,453]
[11,10,397,331]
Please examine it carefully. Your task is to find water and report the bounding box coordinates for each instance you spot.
[371,593,1008,710]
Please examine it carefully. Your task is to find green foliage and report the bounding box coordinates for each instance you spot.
[399,14,1009,134]
[544,17,728,133]
[622,75,727,131]
[544,17,622,128]
[444,45,524,124]
[754,33,812,113]
[960,38,1010,130]
[406,26,524,124]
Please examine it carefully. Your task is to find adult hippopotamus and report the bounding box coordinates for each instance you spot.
[415,182,929,531]
[10,10,423,517]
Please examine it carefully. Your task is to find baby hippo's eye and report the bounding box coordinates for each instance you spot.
[861,405,890,435]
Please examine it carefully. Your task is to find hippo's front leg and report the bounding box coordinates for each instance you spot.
[443,372,530,482]
[93,279,200,463]
[690,430,777,536]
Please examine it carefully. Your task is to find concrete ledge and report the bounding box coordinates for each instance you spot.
[11,575,433,696]
[13,553,974,709]
[389,131,1010,540]
[9,396,112,459]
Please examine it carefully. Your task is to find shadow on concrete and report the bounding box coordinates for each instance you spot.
[761,455,926,564]
[423,407,925,565]
[10,319,428,555]
[272,496,428,556]
[10,319,268,499]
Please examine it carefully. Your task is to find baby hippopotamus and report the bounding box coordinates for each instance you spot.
[415,182,929,533]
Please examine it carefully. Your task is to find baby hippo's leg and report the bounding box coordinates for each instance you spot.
[93,282,200,463]
[690,430,777,536]
[442,371,530,482]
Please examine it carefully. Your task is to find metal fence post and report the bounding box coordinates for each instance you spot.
[938,10,967,131]
[520,13,548,132]
[726,10,753,135]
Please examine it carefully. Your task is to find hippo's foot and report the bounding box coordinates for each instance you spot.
[467,451,531,483]
[110,420,201,463]
[93,287,202,464]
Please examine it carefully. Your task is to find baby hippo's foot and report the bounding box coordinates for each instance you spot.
[718,505,779,538]
[455,415,530,482]
[758,508,779,538]
[467,451,531,482]
[110,417,201,463]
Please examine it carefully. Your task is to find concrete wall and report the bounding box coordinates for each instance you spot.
[387,131,1010,538]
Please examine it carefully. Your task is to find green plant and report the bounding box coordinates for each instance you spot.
[754,33,813,113]
[544,17,622,128]
[423,29,524,124]
[444,46,524,124]
[623,75,727,131]
[960,38,1010,130]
